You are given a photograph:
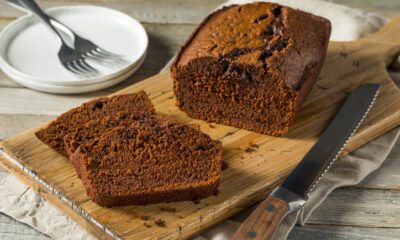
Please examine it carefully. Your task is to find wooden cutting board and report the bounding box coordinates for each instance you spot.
[1,17,400,240]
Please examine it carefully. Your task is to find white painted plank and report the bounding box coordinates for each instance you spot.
[0,0,223,24]
[0,88,107,115]
[0,114,55,141]
[357,158,400,189]
[288,225,400,240]
[143,23,196,47]
[308,188,400,227]
[0,71,21,88]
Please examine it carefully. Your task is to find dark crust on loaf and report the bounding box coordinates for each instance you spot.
[70,116,222,207]
[35,92,155,156]
[171,3,331,136]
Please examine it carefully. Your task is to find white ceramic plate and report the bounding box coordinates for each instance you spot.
[0,5,148,87]
[0,51,146,94]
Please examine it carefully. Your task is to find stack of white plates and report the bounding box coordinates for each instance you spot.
[0,5,148,94]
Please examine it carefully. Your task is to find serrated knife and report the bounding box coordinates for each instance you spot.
[232,83,381,240]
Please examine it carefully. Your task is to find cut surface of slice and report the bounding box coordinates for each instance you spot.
[35,91,155,156]
[71,116,222,206]
[63,111,154,157]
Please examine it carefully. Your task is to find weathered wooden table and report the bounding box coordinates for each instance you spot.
[0,0,399,239]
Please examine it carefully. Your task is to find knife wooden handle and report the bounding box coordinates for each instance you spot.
[232,196,289,240]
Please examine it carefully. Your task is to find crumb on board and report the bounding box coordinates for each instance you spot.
[143,222,150,227]
[243,141,258,153]
[353,60,360,68]
[248,142,259,148]
[154,218,165,227]
[213,189,221,196]
[160,207,176,213]
[138,212,149,220]
[221,161,229,170]
[70,182,74,187]
[193,199,201,205]
[177,215,183,219]
[208,123,215,128]
[244,146,255,153]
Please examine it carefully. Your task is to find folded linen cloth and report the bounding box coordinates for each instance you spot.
[0,1,398,240]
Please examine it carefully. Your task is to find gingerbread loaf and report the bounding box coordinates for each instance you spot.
[70,116,222,206]
[35,91,155,156]
[171,3,331,136]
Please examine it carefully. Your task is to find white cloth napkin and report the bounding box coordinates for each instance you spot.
[0,1,396,239]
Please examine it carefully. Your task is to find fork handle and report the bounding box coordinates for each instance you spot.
[6,0,68,43]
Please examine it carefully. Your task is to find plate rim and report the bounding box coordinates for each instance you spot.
[0,4,148,85]
[0,52,146,94]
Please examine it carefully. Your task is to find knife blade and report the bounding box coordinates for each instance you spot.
[232,83,381,240]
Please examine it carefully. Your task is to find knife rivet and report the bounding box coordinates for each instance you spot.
[266,204,275,212]
[247,230,257,238]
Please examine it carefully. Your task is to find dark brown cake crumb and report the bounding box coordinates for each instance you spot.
[177,215,183,219]
[193,199,201,205]
[138,213,148,221]
[221,161,229,170]
[248,142,259,148]
[208,123,216,128]
[143,222,150,228]
[244,141,259,153]
[213,189,221,196]
[244,146,255,153]
[154,219,165,227]
[340,51,348,57]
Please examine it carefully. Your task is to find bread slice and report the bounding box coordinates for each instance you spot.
[63,111,153,157]
[35,91,155,156]
[70,116,222,206]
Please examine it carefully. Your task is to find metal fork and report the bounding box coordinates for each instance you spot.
[6,0,121,77]
[24,1,129,67]
[53,21,129,67]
